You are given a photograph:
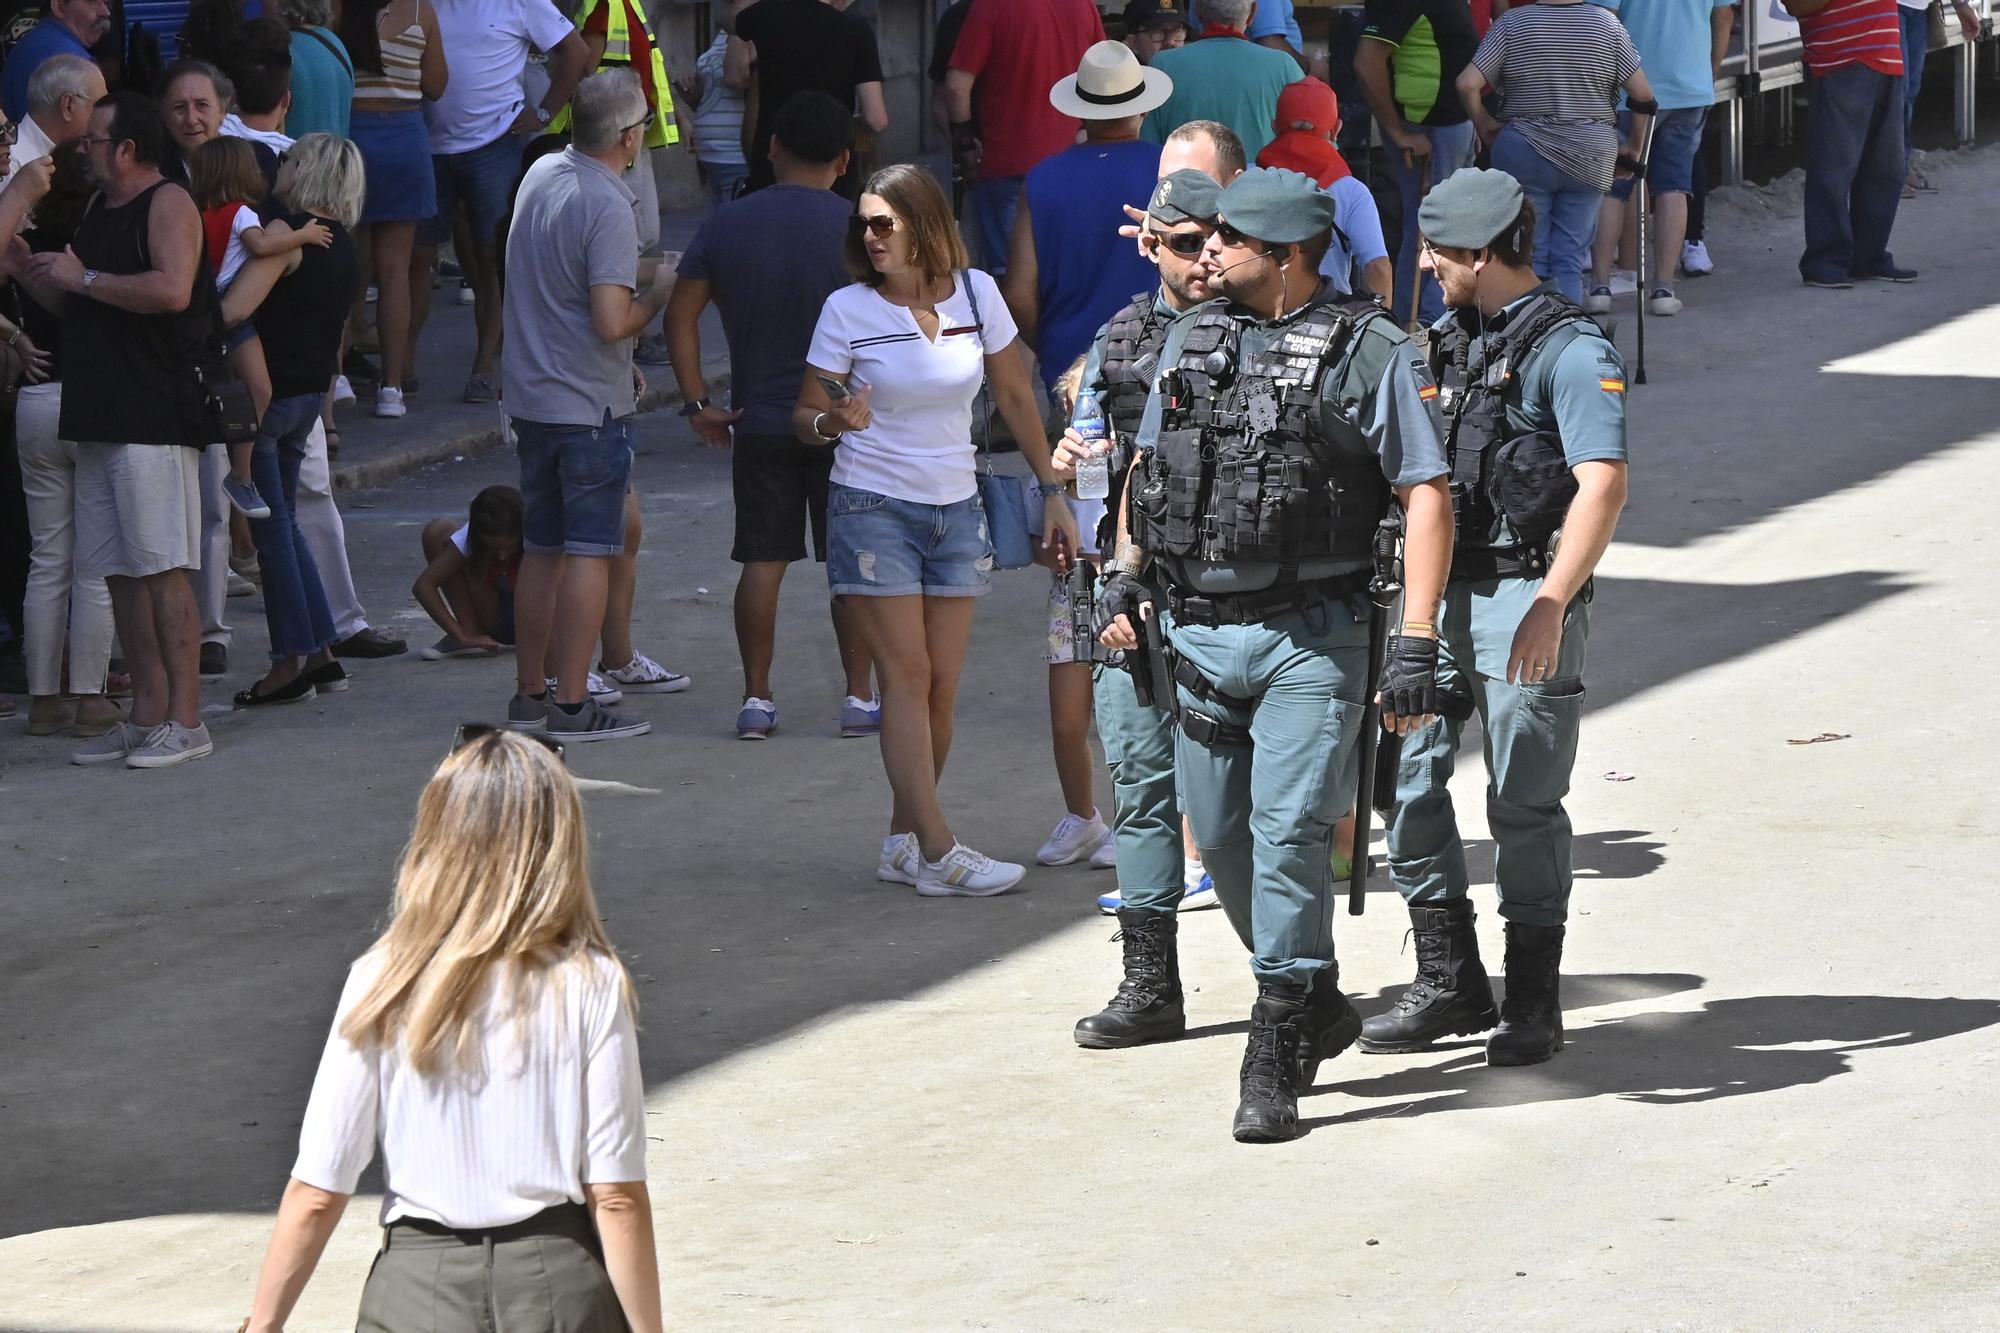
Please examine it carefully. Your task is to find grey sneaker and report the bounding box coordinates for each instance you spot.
[126,721,214,769]
[546,696,651,742]
[506,690,549,731]
[71,720,148,766]
[840,695,882,738]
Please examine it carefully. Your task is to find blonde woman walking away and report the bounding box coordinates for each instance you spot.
[240,731,661,1333]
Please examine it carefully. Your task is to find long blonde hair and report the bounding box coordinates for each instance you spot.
[341,731,635,1074]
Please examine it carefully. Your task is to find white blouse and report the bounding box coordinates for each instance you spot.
[291,949,647,1229]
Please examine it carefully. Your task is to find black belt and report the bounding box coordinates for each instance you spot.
[385,1201,595,1249]
[1165,571,1368,628]
[1449,544,1549,583]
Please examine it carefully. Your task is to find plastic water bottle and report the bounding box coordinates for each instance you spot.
[1072,390,1110,501]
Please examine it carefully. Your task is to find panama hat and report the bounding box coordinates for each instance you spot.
[1049,40,1174,120]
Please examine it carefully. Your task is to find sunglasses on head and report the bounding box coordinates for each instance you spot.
[451,723,566,762]
[1147,229,1207,257]
[850,213,898,238]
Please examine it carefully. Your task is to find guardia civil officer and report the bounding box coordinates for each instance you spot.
[1362,168,1630,1067]
[1065,169,1224,1052]
[1095,167,1455,1142]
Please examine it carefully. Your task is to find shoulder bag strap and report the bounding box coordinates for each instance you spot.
[959,269,995,466]
[304,25,355,78]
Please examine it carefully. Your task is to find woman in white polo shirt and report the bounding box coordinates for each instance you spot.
[238,731,662,1333]
[795,163,1079,899]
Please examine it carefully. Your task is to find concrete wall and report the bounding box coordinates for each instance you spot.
[647,0,940,213]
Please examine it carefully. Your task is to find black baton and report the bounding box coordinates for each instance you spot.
[1350,515,1405,916]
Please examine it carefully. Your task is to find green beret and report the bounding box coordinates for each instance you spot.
[1214,166,1334,245]
[1417,167,1527,250]
[1148,168,1222,225]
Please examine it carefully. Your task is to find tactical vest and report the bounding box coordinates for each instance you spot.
[1128,297,1392,567]
[1095,291,1169,544]
[1432,292,1588,558]
[551,0,681,149]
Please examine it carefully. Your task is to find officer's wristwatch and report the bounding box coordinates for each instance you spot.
[534,105,553,127]
[81,268,99,292]
[678,397,711,418]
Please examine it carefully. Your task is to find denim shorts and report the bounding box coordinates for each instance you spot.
[421,130,526,249]
[1611,105,1706,199]
[221,318,257,354]
[826,482,993,598]
[513,412,633,557]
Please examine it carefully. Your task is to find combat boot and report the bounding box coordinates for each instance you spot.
[1073,909,1186,1049]
[1358,900,1500,1053]
[1232,982,1309,1143]
[1487,922,1566,1066]
[1298,966,1362,1088]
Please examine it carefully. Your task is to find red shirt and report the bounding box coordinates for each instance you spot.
[1797,0,1904,78]
[583,1,658,111]
[948,0,1105,180]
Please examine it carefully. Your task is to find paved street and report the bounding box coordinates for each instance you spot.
[4,150,2000,1330]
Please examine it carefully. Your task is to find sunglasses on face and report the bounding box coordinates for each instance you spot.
[0,122,16,145]
[451,723,566,762]
[1147,229,1208,257]
[850,213,899,238]
[1213,222,1257,248]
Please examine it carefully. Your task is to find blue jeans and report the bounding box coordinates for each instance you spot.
[514,413,635,557]
[247,395,338,661]
[700,159,749,210]
[966,176,1023,276]
[1390,120,1478,327]
[1490,126,1602,302]
[825,483,993,598]
[1900,5,1930,172]
[1801,63,1906,282]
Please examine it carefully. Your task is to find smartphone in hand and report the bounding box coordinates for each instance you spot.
[815,374,851,402]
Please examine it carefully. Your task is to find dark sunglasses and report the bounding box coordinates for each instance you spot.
[452,722,566,762]
[850,213,898,238]
[1213,221,1256,247]
[1147,230,1207,257]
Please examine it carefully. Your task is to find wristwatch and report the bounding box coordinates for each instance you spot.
[82,268,98,292]
[1035,480,1067,497]
[534,105,552,127]
[678,397,711,418]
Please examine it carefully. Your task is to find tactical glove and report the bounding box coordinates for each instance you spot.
[1379,633,1440,719]
[1093,572,1152,643]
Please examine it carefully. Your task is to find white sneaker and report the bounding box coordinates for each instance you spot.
[227,571,256,597]
[1088,829,1118,869]
[878,832,920,885]
[1682,240,1714,276]
[1181,872,1219,911]
[1648,288,1683,316]
[125,721,214,769]
[71,720,148,766]
[1608,268,1639,297]
[1037,810,1109,866]
[1585,285,1613,315]
[548,672,622,706]
[457,281,475,306]
[332,374,356,405]
[374,386,406,418]
[601,650,690,693]
[917,844,1027,897]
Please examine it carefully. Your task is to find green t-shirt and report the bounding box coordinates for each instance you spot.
[1140,36,1304,163]
[1361,0,1480,127]
[1135,284,1450,592]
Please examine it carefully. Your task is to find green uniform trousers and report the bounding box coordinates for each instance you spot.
[1385,577,1591,928]
[1092,659,1186,914]
[1165,598,1370,988]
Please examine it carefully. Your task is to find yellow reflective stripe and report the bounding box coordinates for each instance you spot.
[552,0,679,147]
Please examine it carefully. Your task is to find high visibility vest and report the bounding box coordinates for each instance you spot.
[550,0,680,148]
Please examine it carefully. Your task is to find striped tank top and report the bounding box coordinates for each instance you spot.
[355,21,425,103]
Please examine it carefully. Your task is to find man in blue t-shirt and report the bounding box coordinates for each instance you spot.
[663,90,879,741]
[0,0,111,121]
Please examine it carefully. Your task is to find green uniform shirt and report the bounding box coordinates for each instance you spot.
[1430,280,1630,551]
[1136,282,1450,592]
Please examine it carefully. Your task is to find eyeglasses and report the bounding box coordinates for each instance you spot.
[622,115,651,137]
[0,122,17,146]
[1145,229,1208,257]
[1213,221,1257,248]
[850,213,898,238]
[451,723,566,762]
[78,134,121,148]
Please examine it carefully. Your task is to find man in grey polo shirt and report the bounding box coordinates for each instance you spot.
[501,68,673,743]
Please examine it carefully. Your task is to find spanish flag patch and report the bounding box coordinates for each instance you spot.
[1599,377,1626,393]
[1418,384,1439,401]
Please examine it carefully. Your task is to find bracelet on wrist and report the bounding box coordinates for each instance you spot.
[810,411,841,440]
[1035,479,1066,497]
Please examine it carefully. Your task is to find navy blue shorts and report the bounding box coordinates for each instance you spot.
[421,130,525,249]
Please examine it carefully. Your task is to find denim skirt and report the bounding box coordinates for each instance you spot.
[352,108,438,225]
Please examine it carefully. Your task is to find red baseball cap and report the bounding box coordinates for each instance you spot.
[1275,77,1339,135]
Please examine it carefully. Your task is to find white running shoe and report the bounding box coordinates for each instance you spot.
[1181,872,1219,911]
[918,844,1027,897]
[548,672,623,706]
[71,720,148,766]
[878,832,920,886]
[1681,240,1714,276]
[332,374,356,405]
[1585,286,1613,315]
[374,386,406,418]
[1608,268,1639,297]
[1648,288,1683,317]
[125,721,214,768]
[1088,829,1118,869]
[601,651,690,693]
[1037,810,1110,866]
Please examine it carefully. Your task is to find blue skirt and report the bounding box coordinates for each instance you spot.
[351,108,437,225]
